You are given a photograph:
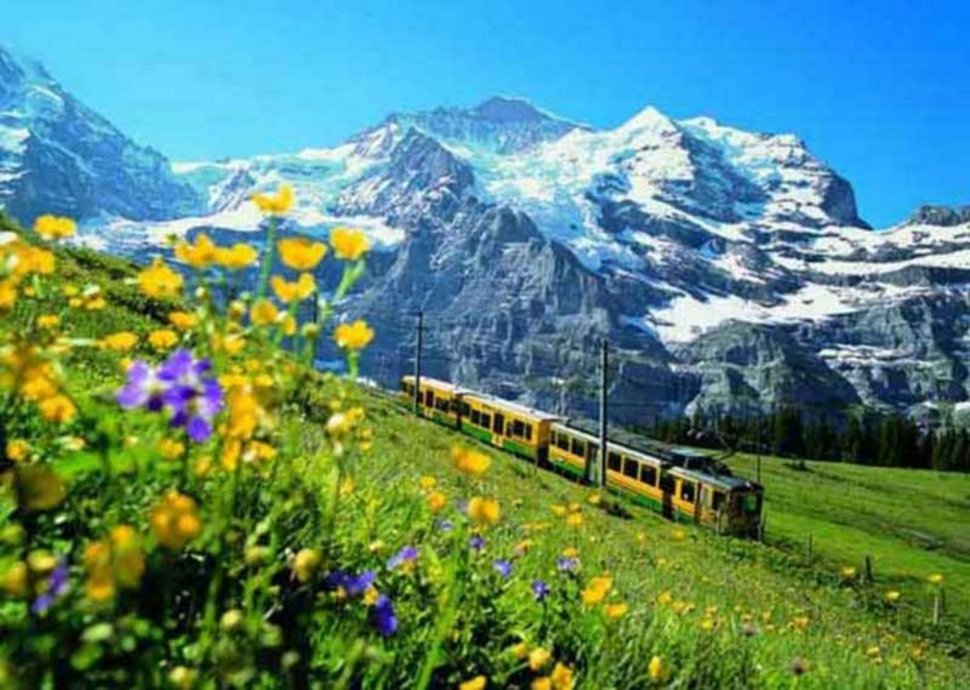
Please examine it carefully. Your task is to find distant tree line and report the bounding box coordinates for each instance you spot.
[647,408,970,473]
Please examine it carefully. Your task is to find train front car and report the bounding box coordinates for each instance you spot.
[724,483,764,537]
[400,376,461,428]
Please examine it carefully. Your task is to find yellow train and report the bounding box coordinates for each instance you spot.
[400,376,764,536]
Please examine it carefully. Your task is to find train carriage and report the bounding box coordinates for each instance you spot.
[458,391,560,462]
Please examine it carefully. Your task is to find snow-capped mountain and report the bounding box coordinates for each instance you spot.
[0,45,199,224]
[2,45,967,424]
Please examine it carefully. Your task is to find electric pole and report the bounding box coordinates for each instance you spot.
[413,310,423,416]
[597,338,609,487]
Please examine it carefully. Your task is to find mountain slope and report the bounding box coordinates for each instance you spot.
[0,45,199,224]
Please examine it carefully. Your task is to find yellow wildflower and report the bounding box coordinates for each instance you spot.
[581,575,612,605]
[148,329,179,351]
[251,184,294,215]
[5,439,29,462]
[0,280,16,312]
[271,272,316,303]
[510,641,529,659]
[329,227,370,260]
[840,566,857,579]
[671,527,687,542]
[605,602,629,619]
[278,237,327,271]
[1,562,28,597]
[532,680,552,690]
[467,497,501,525]
[561,547,579,559]
[281,314,297,336]
[334,320,374,351]
[168,311,198,331]
[33,214,76,240]
[293,548,322,583]
[174,233,218,269]
[458,676,487,690]
[566,512,584,528]
[215,243,259,270]
[101,331,138,352]
[36,314,60,330]
[250,299,280,327]
[138,258,183,298]
[83,525,146,602]
[451,446,490,476]
[38,395,76,423]
[656,590,673,606]
[157,438,185,460]
[150,491,202,551]
[528,647,552,671]
[419,475,437,490]
[427,491,447,513]
[886,590,901,604]
[550,504,567,517]
[928,573,944,585]
[549,663,574,690]
[648,655,669,682]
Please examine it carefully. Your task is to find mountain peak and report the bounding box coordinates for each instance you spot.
[472,96,560,124]
[905,204,970,227]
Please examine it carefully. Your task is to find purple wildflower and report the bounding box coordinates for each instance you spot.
[31,559,69,614]
[532,579,550,602]
[556,556,580,572]
[492,559,512,579]
[468,535,485,551]
[117,349,223,442]
[372,594,398,636]
[324,570,377,597]
[434,518,454,533]
[386,546,419,570]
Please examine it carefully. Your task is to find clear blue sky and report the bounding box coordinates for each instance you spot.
[6,0,968,226]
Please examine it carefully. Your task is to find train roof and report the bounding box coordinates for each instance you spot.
[558,419,759,492]
[460,389,562,422]
[402,376,459,393]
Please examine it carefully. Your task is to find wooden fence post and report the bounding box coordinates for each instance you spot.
[864,555,873,585]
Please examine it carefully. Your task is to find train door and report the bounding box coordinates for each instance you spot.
[492,411,505,448]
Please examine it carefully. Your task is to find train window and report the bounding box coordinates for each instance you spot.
[494,413,505,434]
[461,403,471,417]
[524,424,532,441]
[588,442,598,459]
[680,481,696,503]
[608,452,621,471]
[711,491,725,511]
[512,420,525,437]
[438,398,449,412]
[659,473,675,493]
[622,458,639,479]
[481,414,491,430]
[571,438,585,457]
[471,409,481,425]
[425,390,434,407]
[640,465,657,487]
[557,433,569,451]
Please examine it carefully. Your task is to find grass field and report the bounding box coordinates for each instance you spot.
[723,453,970,614]
[2,220,969,688]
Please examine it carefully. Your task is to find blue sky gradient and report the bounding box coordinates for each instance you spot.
[6,0,968,226]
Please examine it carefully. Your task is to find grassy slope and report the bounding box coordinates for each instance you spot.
[9,233,969,687]
[345,386,970,687]
[724,453,970,613]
